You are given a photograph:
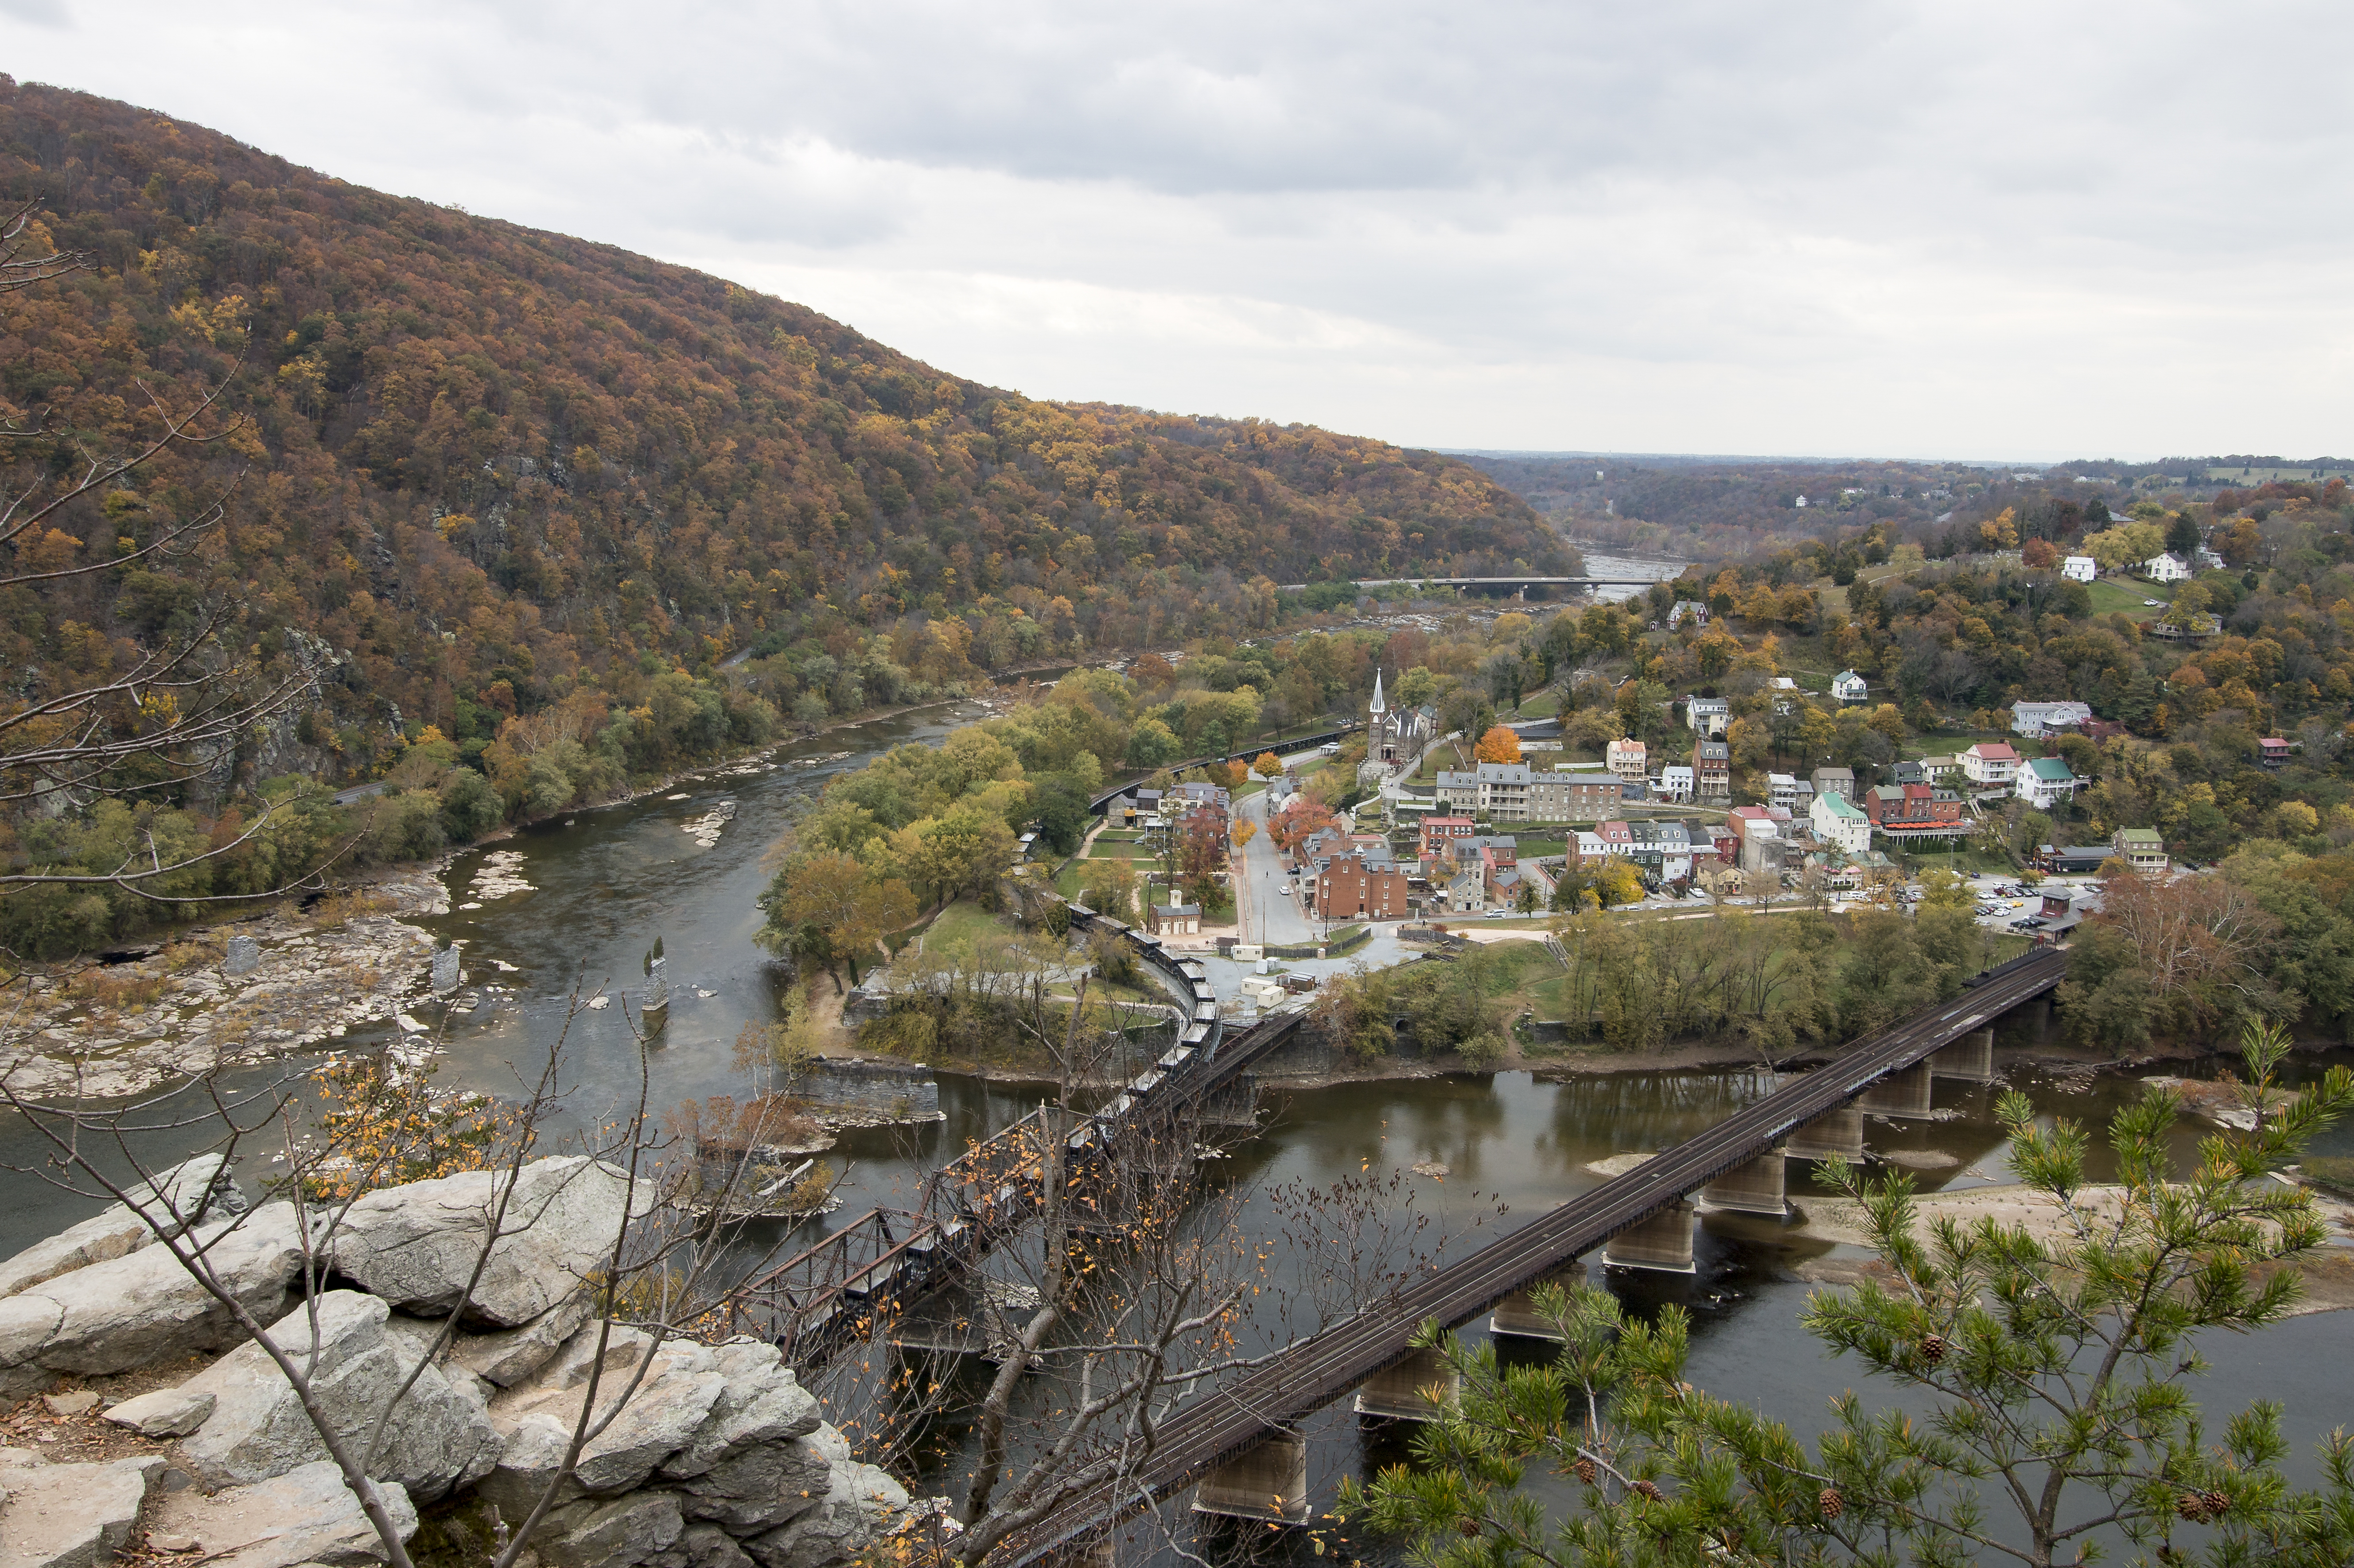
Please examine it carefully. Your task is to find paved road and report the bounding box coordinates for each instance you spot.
[1235,790,1313,947]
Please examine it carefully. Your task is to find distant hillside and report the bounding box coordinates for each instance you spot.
[0,79,1564,774]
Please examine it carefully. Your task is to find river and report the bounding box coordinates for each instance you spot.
[7,695,2354,1548]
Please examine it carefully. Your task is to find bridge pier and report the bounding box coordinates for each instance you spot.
[1197,1075,1259,1131]
[1354,1346,1459,1422]
[1931,1027,1996,1083]
[1489,1272,1587,1339]
[1603,1201,1696,1274]
[1785,1103,1865,1159]
[1698,1151,1790,1218]
[1192,1427,1311,1525]
[1858,1060,1936,1120]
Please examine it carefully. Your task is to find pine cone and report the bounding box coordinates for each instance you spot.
[1632,1479,1662,1501]
[1457,1518,1481,1538]
[2177,1492,2205,1522]
[1574,1456,1598,1486]
[1919,1332,1947,1363]
[2203,1490,2230,1519]
[1819,1486,1844,1519]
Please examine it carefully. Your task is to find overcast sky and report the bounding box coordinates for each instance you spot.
[4,1,2349,460]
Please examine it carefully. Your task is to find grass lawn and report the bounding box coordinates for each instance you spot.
[1415,742,1470,784]
[1474,938,1565,994]
[1084,841,1158,860]
[920,899,1018,961]
[1511,692,1562,719]
[1053,863,1082,899]
[1510,835,1569,858]
[2086,577,2169,617]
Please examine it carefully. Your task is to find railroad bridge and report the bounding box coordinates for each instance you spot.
[1008,944,2070,1559]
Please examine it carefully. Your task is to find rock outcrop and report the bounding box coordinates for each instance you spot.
[0,1201,310,1400]
[0,1155,246,1301]
[144,1460,418,1568]
[328,1156,631,1326]
[175,1291,501,1502]
[0,1157,910,1568]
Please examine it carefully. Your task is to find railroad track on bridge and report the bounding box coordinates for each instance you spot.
[728,912,1307,1368]
[1008,944,2069,1562]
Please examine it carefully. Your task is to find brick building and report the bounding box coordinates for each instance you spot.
[1314,853,1414,922]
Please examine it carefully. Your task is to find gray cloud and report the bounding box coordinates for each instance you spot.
[4,0,2350,455]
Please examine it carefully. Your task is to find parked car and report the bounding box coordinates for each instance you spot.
[2144,598,2165,607]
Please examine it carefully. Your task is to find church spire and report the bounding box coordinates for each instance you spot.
[1370,667,1386,716]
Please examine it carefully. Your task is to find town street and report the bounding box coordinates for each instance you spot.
[1235,788,1315,946]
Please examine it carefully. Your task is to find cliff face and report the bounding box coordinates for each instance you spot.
[0,79,1566,759]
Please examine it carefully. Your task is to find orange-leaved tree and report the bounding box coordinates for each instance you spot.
[1251,751,1285,778]
[1474,725,1523,764]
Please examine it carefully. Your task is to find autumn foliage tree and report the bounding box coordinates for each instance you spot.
[755,850,918,989]
[1473,724,1523,764]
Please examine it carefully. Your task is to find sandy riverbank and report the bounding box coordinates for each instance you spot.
[1777,1179,2354,1315]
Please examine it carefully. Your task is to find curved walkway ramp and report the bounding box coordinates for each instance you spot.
[1009,945,2069,1563]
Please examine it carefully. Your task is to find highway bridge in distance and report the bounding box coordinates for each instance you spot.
[1008,944,2070,1563]
[1276,575,1674,597]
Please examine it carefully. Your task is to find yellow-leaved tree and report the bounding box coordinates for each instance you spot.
[1474,725,1522,764]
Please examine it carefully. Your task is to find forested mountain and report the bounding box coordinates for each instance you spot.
[0,79,1563,782]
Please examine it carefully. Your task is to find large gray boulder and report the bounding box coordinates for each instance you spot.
[0,1154,245,1301]
[673,1438,832,1534]
[659,1341,821,1479]
[741,1459,910,1568]
[176,1291,500,1502]
[328,1156,630,1327]
[0,1455,160,1568]
[447,1288,594,1386]
[484,1332,725,1502]
[144,1460,416,1568]
[650,1522,756,1568]
[535,1490,684,1568]
[0,1202,308,1399]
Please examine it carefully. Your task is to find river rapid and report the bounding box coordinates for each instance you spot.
[7,690,2354,1546]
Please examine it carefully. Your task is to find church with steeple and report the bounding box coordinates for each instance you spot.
[1365,669,1437,774]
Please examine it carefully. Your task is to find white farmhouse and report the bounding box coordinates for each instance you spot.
[2011,700,2093,738]
[1831,669,1868,704]
[2062,556,2097,582]
[2144,552,2192,584]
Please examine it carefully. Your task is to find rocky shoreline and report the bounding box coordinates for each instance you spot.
[0,868,456,1101]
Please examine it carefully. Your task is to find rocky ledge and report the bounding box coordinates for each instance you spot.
[0,1155,914,1568]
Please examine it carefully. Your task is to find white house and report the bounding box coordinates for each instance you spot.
[2144,552,2192,583]
[2196,545,2226,571]
[2015,757,2084,809]
[2011,700,2093,738]
[2062,556,2097,582]
[1768,676,1800,714]
[1685,696,1729,736]
[1657,764,1695,802]
[1810,790,1872,855]
[1831,669,1868,703]
[1960,740,2022,786]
